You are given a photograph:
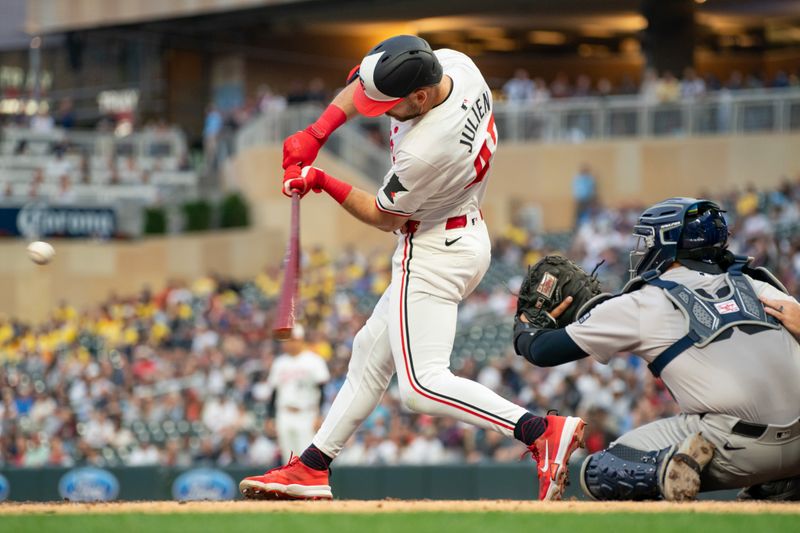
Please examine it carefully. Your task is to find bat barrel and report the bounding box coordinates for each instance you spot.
[274,192,301,339]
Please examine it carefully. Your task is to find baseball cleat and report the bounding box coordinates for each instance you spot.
[239,456,333,500]
[528,414,586,501]
[662,432,715,502]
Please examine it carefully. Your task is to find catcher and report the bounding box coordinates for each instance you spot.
[513,197,800,501]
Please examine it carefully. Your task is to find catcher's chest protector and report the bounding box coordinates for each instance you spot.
[642,264,780,377]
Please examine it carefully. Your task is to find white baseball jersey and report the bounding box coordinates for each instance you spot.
[374,49,498,222]
[566,266,800,424]
[268,351,330,412]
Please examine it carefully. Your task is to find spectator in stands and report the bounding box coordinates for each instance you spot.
[726,70,744,90]
[256,84,287,115]
[772,71,791,89]
[573,74,592,98]
[286,80,310,105]
[596,78,613,99]
[306,78,328,105]
[55,98,76,130]
[746,72,765,89]
[617,74,638,96]
[56,175,77,204]
[639,68,659,105]
[572,164,598,226]
[203,103,224,169]
[680,67,706,101]
[44,145,72,182]
[531,77,551,104]
[656,71,681,103]
[503,68,536,103]
[30,108,54,133]
[550,71,572,98]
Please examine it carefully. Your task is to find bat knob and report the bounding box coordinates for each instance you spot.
[274,328,292,341]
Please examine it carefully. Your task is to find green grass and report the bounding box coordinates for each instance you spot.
[1,513,798,533]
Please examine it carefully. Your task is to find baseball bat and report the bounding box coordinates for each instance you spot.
[273,191,301,340]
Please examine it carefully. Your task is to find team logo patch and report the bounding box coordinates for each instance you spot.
[537,272,558,299]
[383,173,407,204]
[714,300,740,314]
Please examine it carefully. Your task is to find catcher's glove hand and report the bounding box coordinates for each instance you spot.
[516,255,606,329]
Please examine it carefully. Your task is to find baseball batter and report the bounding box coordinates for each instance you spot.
[514,198,800,501]
[264,326,330,463]
[240,35,586,501]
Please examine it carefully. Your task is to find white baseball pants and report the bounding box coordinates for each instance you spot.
[312,214,528,458]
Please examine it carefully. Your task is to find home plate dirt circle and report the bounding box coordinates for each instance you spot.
[0,500,799,515]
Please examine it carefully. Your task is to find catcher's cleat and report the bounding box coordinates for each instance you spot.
[526,414,586,501]
[662,433,715,502]
[738,476,800,502]
[239,456,333,500]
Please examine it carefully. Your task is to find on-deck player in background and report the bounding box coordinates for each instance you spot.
[514,198,800,501]
[263,325,330,463]
[240,35,586,501]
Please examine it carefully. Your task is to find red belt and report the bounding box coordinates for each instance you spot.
[404,210,483,234]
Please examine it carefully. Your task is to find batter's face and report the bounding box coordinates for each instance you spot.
[385,89,429,121]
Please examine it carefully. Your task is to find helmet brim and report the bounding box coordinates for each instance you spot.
[353,83,403,117]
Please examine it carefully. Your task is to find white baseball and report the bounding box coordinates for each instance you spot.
[27,241,55,265]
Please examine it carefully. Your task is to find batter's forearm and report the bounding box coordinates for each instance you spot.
[340,187,407,232]
[330,82,360,120]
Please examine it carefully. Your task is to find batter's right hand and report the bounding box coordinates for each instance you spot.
[282,130,322,169]
[282,165,328,198]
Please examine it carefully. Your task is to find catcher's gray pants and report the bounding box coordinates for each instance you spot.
[615,413,800,491]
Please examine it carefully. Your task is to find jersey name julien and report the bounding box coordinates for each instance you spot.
[375,49,498,223]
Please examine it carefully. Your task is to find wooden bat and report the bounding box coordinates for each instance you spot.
[273,191,301,340]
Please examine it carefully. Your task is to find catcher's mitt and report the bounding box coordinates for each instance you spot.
[516,255,606,329]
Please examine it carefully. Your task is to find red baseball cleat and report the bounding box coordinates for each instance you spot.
[239,456,333,500]
[527,414,586,501]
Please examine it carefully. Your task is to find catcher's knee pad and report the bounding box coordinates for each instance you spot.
[580,444,674,501]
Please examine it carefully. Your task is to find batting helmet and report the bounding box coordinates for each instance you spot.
[629,197,728,278]
[353,35,443,117]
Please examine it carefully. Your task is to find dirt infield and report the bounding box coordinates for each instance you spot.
[1,500,799,515]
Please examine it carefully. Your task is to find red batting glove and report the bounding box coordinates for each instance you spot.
[282,130,321,170]
[282,105,347,169]
[282,165,325,198]
[282,166,352,204]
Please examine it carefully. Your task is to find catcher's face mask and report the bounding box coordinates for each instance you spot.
[629,221,682,278]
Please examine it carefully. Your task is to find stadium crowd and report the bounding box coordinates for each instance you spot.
[1,175,799,469]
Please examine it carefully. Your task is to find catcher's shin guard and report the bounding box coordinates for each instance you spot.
[580,444,674,501]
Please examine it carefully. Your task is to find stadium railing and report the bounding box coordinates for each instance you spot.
[235,88,800,181]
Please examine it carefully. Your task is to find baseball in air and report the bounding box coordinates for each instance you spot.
[27,241,55,265]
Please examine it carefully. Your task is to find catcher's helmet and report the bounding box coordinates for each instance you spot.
[629,197,728,278]
[354,35,443,117]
